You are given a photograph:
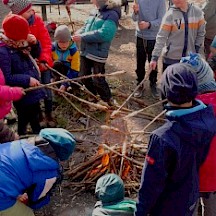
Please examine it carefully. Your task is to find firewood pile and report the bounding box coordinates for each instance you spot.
[62,118,152,197]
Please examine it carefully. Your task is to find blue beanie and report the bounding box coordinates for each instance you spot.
[39,128,76,161]
[161,63,198,105]
[181,53,216,93]
[95,174,125,206]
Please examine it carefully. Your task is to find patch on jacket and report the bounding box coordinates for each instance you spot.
[146,156,155,165]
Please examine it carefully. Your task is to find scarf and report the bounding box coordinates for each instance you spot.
[0,32,40,75]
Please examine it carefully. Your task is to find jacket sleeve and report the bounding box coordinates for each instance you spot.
[135,134,176,216]
[0,85,23,101]
[151,12,173,61]
[195,11,206,51]
[0,120,15,143]
[34,16,53,67]
[149,0,166,30]
[81,19,118,43]
[30,41,41,59]
[0,49,31,87]
[70,46,80,73]
[203,0,216,22]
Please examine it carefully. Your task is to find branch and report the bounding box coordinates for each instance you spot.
[24,70,125,93]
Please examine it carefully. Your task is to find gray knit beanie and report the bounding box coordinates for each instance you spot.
[54,25,71,42]
[3,0,32,15]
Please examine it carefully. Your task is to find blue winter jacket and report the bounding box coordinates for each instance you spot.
[0,139,60,211]
[0,42,45,105]
[136,100,216,216]
[78,0,121,63]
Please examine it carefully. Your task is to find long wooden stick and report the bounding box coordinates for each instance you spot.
[24,70,125,93]
[103,144,144,167]
[124,99,167,119]
[46,85,108,111]
[131,109,166,134]
[46,64,98,100]
[110,78,145,118]
[61,93,102,124]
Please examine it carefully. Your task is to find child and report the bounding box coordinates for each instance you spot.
[0,69,24,142]
[150,0,206,72]
[72,0,121,106]
[52,25,80,92]
[131,0,165,98]
[3,0,55,127]
[0,128,76,215]
[135,63,216,216]
[0,14,45,135]
[92,173,136,216]
[202,0,216,58]
[181,53,216,93]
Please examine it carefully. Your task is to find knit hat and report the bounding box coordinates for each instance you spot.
[39,128,76,161]
[181,53,216,93]
[95,173,125,206]
[2,14,29,41]
[54,25,71,42]
[161,63,198,105]
[3,0,32,15]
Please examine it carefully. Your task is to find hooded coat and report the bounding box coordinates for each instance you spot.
[136,100,216,216]
[77,0,121,63]
[0,139,60,211]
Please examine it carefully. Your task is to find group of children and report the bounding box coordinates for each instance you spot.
[0,0,121,138]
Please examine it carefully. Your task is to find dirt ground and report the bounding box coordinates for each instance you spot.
[0,1,205,215]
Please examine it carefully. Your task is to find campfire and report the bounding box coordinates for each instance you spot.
[63,118,149,197]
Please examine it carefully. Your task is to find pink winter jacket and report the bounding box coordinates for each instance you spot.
[0,70,23,119]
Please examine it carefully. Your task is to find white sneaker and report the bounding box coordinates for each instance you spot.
[133,85,144,98]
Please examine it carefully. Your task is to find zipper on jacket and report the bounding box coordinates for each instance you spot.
[182,11,189,57]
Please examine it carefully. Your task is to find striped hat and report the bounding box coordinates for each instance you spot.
[3,0,32,15]
[181,53,216,93]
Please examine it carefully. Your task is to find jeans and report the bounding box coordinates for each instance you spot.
[80,56,112,102]
[136,37,157,85]
[41,70,52,114]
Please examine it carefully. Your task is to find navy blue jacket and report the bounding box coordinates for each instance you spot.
[0,42,45,106]
[0,139,60,211]
[136,101,216,216]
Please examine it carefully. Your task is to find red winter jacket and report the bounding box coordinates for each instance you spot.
[29,13,53,71]
[0,69,23,119]
[197,92,216,192]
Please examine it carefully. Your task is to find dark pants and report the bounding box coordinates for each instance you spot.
[14,102,41,135]
[80,56,112,102]
[205,38,213,59]
[41,70,52,114]
[136,37,158,85]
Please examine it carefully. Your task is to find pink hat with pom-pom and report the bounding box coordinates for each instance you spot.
[2,0,32,15]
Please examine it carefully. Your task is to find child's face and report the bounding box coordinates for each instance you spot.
[58,41,70,50]
[21,7,34,20]
[172,0,187,9]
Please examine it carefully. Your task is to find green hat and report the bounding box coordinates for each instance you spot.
[95,173,125,206]
[39,128,76,161]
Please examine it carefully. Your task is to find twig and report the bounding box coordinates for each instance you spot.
[61,93,101,124]
[110,78,146,118]
[46,85,108,111]
[102,144,144,167]
[124,99,167,119]
[46,64,98,100]
[131,109,166,134]
[24,70,125,92]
